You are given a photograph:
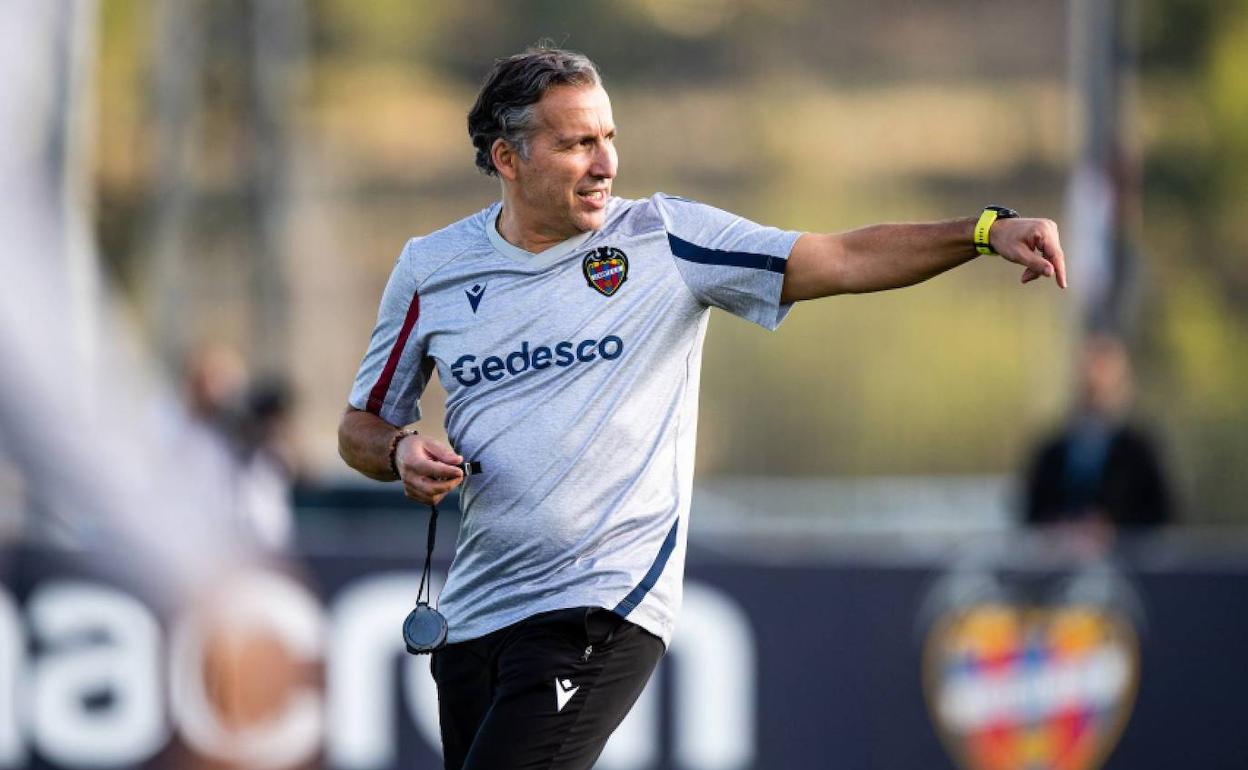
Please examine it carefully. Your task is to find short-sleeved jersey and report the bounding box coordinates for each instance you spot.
[349,193,799,646]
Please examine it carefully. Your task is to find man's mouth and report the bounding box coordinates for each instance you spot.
[577,189,608,205]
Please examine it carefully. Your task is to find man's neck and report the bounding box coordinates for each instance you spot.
[496,198,577,254]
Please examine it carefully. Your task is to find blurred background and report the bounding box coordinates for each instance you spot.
[81,0,1248,528]
[3,1,1248,769]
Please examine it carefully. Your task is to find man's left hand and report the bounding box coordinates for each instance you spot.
[989,217,1068,289]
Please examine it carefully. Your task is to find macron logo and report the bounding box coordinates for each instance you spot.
[555,678,579,712]
[465,284,486,314]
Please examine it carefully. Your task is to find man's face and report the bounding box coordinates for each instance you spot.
[1079,336,1132,417]
[508,84,617,240]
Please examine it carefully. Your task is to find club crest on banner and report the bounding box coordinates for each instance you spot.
[919,567,1142,770]
[583,246,628,297]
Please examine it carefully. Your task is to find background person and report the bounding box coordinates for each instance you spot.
[167,343,298,551]
[1023,331,1173,535]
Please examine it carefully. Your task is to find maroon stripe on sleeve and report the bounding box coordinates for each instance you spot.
[365,290,421,415]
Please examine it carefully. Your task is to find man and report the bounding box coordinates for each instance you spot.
[338,46,1066,770]
[1024,332,1171,536]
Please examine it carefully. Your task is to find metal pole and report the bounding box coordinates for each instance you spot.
[246,0,305,374]
[1066,0,1140,336]
[147,0,205,370]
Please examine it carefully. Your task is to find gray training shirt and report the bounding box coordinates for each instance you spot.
[349,193,800,646]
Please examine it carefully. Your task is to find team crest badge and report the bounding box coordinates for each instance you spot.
[582,247,628,297]
[921,569,1141,770]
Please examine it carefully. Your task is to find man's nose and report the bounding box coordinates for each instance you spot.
[589,142,616,179]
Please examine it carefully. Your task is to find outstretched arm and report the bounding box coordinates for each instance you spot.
[780,216,1066,302]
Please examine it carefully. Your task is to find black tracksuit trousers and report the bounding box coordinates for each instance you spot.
[430,606,664,770]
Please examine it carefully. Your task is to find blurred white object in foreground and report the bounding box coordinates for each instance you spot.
[0,0,266,600]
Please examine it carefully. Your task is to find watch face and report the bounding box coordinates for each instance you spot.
[988,205,1019,219]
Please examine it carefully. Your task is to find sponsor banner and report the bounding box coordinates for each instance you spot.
[1,546,1247,769]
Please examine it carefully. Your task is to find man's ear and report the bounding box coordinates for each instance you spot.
[492,138,519,181]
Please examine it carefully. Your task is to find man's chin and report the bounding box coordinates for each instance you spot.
[574,210,607,233]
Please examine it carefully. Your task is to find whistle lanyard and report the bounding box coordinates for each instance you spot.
[415,459,481,608]
[416,503,439,608]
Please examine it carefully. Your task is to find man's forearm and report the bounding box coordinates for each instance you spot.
[338,407,402,481]
[782,218,977,302]
[836,218,979,293]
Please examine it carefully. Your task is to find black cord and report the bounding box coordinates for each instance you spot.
[414,460,481,610]
[416,503,438,608]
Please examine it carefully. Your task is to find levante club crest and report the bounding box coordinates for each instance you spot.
[920,568,1142,770]
[583,246,629,297]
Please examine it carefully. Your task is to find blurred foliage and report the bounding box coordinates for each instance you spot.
[90,1,1248,522]
[1135,0,1248,522]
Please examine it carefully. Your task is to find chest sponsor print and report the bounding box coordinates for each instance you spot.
[583,246,628,297]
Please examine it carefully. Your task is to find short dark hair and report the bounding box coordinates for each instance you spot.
[467,45,601,176]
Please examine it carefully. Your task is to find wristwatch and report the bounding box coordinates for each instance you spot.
[973,205,1019,256]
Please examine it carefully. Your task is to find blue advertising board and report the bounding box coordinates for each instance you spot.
[1,535,1246,770]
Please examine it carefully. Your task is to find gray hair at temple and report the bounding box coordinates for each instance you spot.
[467,45,602,176]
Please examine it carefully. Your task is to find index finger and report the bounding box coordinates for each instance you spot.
[1042,229,1068,289]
